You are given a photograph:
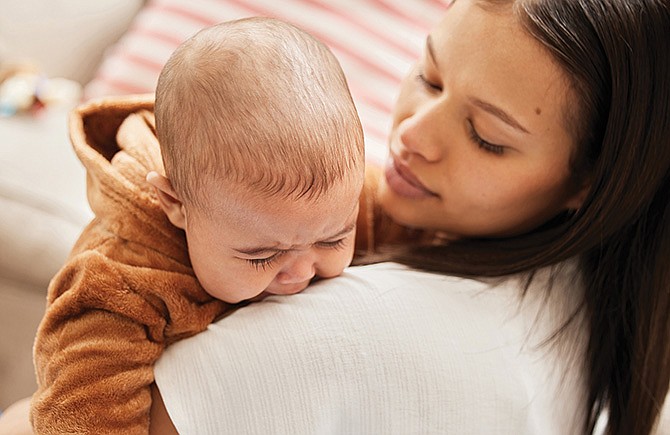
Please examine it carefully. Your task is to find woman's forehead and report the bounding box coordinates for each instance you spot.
[430,0,573,141]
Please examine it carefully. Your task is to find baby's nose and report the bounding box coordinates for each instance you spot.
[276,255,316,285]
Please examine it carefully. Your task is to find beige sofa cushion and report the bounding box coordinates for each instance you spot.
[0,108,93,289]
[0,0,143,84]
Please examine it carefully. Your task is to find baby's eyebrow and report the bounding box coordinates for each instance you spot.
[233,244,280,256]
[323,222,356,241]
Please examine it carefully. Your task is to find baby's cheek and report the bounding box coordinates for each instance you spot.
[344,242,355,267]
[204,272,270,303]
[320,247,355,279]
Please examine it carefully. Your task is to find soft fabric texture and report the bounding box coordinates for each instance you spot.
[29,95,230,434]
[29,94,403,434]
[156,261,589,435]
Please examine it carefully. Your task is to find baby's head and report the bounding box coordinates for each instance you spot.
[148,17,365,303]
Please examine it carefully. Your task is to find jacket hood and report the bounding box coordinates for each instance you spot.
[69,94,189,265]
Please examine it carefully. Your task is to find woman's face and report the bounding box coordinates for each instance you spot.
[378,0,587,239]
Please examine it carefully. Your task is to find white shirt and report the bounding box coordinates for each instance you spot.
[155,262,588,434]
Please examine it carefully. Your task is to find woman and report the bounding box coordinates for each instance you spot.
[1,0,665,433]
[150,0,670,434]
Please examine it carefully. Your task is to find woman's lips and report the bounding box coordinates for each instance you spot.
[384,156,437,199]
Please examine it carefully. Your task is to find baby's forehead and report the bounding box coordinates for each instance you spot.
[192,178,360,247]
[196,163,363,209]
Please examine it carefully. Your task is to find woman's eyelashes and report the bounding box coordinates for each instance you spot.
[415,68,507,156]
[416,72,442,92]
[467,121,505,155]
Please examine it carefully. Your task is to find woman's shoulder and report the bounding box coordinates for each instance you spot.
[156,261,587,434]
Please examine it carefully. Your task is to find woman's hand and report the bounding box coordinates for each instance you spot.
[0,396,33,435]
[0,389,179,435]
[149,383,179,435]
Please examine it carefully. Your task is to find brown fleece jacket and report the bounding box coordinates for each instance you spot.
[30,95,418,434]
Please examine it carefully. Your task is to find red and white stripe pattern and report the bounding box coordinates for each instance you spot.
[85,0,448,163]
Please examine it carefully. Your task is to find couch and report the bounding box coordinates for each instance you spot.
[0,0,443,410]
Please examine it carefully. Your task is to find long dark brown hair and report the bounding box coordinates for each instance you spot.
[390,0,670,433]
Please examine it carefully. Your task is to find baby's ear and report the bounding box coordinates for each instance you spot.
[146,171,187,229]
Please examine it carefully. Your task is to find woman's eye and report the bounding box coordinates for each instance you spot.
[246,253,282,271]
[316,238,347,250]
[416,72,442,92]
[467,121,505,155]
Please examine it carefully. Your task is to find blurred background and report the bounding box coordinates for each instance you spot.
[0,0,143,408]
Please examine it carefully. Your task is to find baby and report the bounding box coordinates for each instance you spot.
[30,17,374,434]
[147,17,365,303]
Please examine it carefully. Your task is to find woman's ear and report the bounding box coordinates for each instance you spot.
[146,171,187,230]
[564,182,590,211]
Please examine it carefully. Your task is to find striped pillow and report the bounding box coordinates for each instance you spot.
[85,0,447,162]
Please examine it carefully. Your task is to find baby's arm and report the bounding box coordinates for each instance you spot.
[30,239,227,434]
[32,302,160,434]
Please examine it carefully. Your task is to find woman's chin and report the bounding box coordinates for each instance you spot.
[378,181,421,228]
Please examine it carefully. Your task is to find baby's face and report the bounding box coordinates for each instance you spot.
[183,178,361,303]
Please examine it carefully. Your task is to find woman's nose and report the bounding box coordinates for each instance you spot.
[398,101,445,163]
[276,253,316,285]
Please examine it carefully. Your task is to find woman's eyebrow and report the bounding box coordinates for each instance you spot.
[469,97,531,134]
[426,35,531,134]
[426,35,439,68]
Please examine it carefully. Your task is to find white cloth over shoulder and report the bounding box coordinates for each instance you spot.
[155,262,588,435]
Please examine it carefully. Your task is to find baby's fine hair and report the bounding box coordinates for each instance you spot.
[155,17,364,210]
